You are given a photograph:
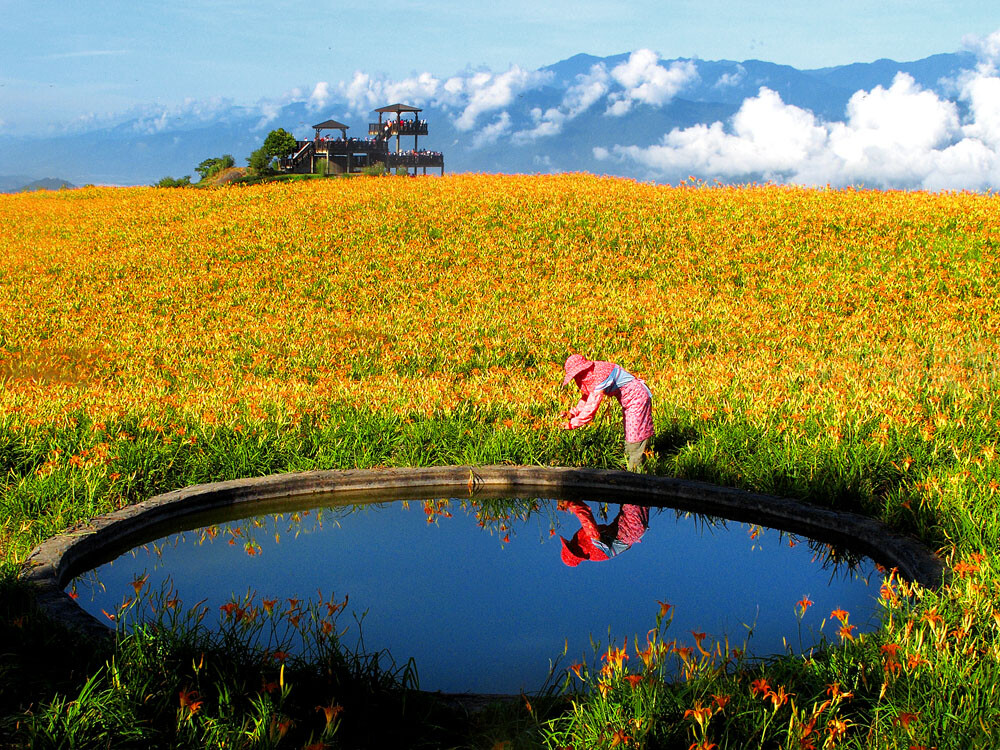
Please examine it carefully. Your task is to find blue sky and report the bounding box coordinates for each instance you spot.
[3,0,999,136]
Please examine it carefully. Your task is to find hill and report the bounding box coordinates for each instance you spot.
[0,175,77,193]
[18,178,77,192]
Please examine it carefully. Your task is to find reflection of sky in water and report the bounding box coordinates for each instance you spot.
[70,499,881,694]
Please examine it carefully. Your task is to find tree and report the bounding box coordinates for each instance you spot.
[154,175,191,188]
[262,129,298,160]
[247,147,274,175]
[195,154,235,182]
[247,129,299,175]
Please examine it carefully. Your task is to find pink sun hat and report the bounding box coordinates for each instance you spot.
[562,354,594,386]
[560,534,589,566]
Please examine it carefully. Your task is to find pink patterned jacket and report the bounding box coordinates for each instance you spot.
[566,360,654,443]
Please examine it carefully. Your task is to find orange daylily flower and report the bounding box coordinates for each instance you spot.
[178,688,203,716]
[921,608,944,629]
[765,685,792,709]
[750,678,771,696]
[691,631,710,657]
[683,702,712,732]
[609,728,632,747]
[893,711,919,729]
[316,703,344,726]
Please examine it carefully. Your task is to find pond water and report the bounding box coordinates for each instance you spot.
[69,494,883,694]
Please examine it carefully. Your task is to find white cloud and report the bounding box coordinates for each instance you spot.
[513,52,697,142]
[606,63,1000,191]
[337,70,444,114]
[516,107,566,142]
[253,100,282,130]
[450,66,550,131]
[330,65,546,133]
[605,50,698,116]
[385,72,441,105]
[533,154,557,172]
[309,82,331,110]
[341,71,383,113]
[963,28,1000,71]
[514,63,610,142]
[714,65,746,89]
[127,97,235,135]
[961,74,1000,148]
[471,112,512,148]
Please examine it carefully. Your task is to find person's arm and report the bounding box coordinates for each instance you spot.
[560,500,603,541]
[566,389,604,429]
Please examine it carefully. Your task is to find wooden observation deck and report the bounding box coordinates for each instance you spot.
[283,103,444,176]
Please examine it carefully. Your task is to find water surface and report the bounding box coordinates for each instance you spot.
[70,495,882,694]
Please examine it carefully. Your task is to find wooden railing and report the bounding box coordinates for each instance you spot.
[386,151,444,168]
[311,138,383,155]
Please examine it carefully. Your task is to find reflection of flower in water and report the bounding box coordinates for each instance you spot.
[178,687,203,718]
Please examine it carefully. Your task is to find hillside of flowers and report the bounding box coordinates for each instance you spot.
[2,174,999,748]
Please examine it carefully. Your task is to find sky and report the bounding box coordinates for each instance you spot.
[3,0,1000,136]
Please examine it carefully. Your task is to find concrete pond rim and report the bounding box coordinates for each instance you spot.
[24,465,946,643]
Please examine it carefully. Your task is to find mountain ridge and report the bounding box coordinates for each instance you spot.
[0,49,981,188]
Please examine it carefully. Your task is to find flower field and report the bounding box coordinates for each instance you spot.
[2,174,1000,747]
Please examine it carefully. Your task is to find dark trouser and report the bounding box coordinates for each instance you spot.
[625,437,650,471]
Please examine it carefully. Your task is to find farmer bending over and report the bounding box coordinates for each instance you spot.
[561,354,654,471]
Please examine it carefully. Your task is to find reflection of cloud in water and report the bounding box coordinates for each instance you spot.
[69,496,882,694]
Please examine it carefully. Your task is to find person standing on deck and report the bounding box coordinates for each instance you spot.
[561,354,654,471]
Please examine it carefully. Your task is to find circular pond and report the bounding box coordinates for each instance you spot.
[71,499,879,694]
[28,467,942,696]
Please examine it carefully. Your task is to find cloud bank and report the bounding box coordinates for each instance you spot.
[313,65,550,137]
[308,37,1000,188]
[312,49,698,147]
[514,51,698,143]
[597,31,1000,190]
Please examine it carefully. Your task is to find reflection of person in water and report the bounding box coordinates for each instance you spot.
[558,500,650,566]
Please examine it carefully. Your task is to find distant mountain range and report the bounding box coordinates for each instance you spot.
[0,175,77,193]
[0,49,982,188]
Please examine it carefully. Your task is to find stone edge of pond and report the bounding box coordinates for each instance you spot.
[23,465,946,640]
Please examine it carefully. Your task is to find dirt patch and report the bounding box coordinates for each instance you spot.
[205,167,247,186]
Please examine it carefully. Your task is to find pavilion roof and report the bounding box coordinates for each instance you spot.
[313,119,350,130]
[374,103,422,114]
